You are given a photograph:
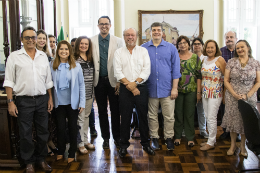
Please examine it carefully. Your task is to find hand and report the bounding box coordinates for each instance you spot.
[240,94,247,100]
[126,82,137,91]
[170,88,178,100]
[8,102,18,117]
[132,88,140,96]
[197,93,202,103]
[78,107,84,114]
[48,97,53,114]
[115,82,120,95]
[234,93,242,100]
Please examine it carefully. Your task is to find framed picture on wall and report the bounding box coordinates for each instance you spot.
[138,10,204,46]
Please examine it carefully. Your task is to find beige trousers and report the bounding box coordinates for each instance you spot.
[78,98,93,147]
[148,96,175,139]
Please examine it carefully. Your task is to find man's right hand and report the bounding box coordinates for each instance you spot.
[132,88,140,96]
[8,102,18,117]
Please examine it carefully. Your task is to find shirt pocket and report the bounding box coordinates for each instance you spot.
[159,51,171,61]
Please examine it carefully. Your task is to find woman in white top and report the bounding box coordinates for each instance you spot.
[191,38,208,139]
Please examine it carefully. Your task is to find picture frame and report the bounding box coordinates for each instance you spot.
[138,10,204,45]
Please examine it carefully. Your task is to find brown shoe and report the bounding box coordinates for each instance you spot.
[38,161,52,172]
[200,142,217,147]
[26,164,35,173]
[200,144,215,151]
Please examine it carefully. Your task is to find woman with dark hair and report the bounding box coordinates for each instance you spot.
[191,38,208,138]
[36,30,52,61]
[74,36,95,154]
[200,40,226,151]
[48,34,56,57]
[174,35,202,147]
[221,40,260,156]
[50,40,85,163]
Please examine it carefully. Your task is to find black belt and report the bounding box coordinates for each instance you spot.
[16,95,44,99]
[99,76,108,79]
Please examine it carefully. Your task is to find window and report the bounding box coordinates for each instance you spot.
[224,0,260,60]
[69,0,114,40]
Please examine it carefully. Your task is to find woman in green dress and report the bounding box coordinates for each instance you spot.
[174,35,202,147]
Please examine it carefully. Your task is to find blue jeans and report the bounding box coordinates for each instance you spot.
[197,101,206,132]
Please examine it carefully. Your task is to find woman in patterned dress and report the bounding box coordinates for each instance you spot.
[200,40,226,151]
[221,40,260,156]
[74,36,95,154]
[174,35,202,147]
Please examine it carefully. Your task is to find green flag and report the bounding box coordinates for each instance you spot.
[58,26,64,43]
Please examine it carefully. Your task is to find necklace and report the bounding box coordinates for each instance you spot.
[239,58,249,68]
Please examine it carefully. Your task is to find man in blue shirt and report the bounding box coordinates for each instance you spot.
[142,22,181,151]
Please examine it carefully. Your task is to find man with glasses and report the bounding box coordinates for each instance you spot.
[4,26,53,173]
[91,16,124,149]
[114,27,154,157]
[142,22,181,151]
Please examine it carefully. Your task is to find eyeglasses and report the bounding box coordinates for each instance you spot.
[98,23,110,26]
[178,42,187,46]
[23,36,37,41]
[193,43,201,46]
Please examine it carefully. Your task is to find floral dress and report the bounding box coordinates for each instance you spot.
[221,58,260,134]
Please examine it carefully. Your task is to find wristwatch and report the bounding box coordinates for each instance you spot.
[7,99,13,103]
[135,80,140,85]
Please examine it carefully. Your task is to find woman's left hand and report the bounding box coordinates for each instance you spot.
[78,107,85,114]
[240,94,247,100]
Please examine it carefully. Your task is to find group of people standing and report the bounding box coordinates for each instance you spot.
[3,15,260,173]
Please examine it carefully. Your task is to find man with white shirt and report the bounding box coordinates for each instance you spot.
[91,16,124,149]
[3,26,53,173]
[114,28,155,157]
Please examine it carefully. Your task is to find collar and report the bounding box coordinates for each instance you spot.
[147,39,166,47]
[17,47,45,57]
[225,46,235,52]
[58,63,70,70]
[99,33,110,41]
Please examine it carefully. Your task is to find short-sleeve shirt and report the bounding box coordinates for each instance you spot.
[178,53,202,93]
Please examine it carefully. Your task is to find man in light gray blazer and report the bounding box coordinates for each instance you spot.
[91,16,124,149]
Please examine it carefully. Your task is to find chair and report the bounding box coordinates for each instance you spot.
[238,99,260,173]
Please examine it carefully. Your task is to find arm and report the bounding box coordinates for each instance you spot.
[196,56,202,103]
[120,78,140,96]
[47,89,53,114]
[171,45,181,100]
[3,54,18,117]
[78,66,86,114]
[224,69,241,100]
[5,87,18,117]
[247,71,260,98]
[216,57,226,75]
[197,79,202,103]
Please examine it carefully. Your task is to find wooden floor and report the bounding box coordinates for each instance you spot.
[1,106,260,173]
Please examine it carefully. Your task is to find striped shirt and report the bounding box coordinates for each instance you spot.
[76,57,94,100]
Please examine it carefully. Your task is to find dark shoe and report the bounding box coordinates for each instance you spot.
[174,139,181,146]
[151,138,160,150]
[38,161,52,172]
[90,126,97,136]
[236,134,241,142]
[114,139,120,148]
[220,131,230,140]
[26,164,35,173]
[103,140,109,149]
[165,138,175,150]
[188,141,195,147]
[143,146,155,155]
[119,148,127,157]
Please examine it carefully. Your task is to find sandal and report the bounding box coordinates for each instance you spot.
[174,139,181,146]
[79,146,88,154]
[188,141,195,147]
[85,143,95,150]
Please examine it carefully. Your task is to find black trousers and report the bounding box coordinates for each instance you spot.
[56,105,78,158]
[119,83,150,149]
[16,95,49,164]
[94,76,120,141]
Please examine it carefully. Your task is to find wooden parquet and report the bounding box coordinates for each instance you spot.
[1,124,260,173]
[1,103,260,173]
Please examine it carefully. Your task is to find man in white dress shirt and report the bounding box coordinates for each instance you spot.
[3,26,53,173]
[114,28,155,157]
